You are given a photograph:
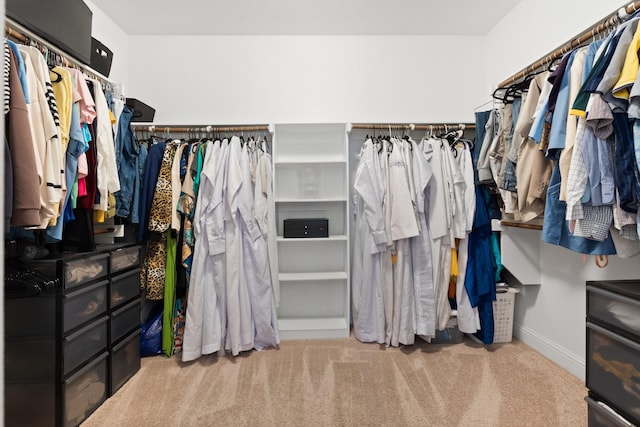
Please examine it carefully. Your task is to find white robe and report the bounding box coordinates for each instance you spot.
[240,144,278,349]
[378,141,395,345]
[352,140,387,343]
[182,140,224,362]
[389,139,419,241]
[442,145,478,334]
[389,140,418,346]
[410,138,436,337]
[225,137,254,355]
[261,150,281,310]
[424,138,452,331]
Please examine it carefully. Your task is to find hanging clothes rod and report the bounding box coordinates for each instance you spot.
[497,0,640,88]
[132,125,272,134]
[350,123,475,131]
[4,18,113,84]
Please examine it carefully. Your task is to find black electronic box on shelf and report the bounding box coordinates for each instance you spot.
[283,219,329,238]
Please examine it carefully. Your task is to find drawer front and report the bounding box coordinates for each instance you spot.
[111,268,141,309]
[64,352,108,427]
[63,280,108,332]
[64,316,109,376]
[63,253,109,290]
[5,382,55,427]
[586,396,635,427]
[588,285,640,340]
[111,298,141,344]
[4,338,55,381]
[587,322,640,425]
[110,329,141,395]
[111,245,141,274]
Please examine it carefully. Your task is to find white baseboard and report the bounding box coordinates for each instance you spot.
[514,323,586,381]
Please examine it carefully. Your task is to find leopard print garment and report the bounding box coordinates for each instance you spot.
[140,144,177,300]
[140,238,167,300]
[148,144,177,233]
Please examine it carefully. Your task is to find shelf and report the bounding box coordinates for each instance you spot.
[276,198,347,203]
[274,124,347,163]
[274,162,347,200]
[279,272,348,282]
[277,235,348,242]
[277,317,350,340]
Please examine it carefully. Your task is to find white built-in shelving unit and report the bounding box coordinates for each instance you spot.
[272,123,350,339]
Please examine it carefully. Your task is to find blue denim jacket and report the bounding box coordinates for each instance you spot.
[546,51,577,160]
[542,163,617,255]
[131,143,148,224]
[115,106,138,218]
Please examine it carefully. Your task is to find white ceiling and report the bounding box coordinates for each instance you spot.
[90,0,522,36]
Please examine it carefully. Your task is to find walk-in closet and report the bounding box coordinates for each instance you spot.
[3,1,640,426]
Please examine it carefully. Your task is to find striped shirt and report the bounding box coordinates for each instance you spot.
[4,42,10,115]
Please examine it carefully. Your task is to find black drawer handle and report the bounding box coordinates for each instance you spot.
[588,286,640,309]
[112,268,141,282]
[112,299,141,318]
[64,280,109,299]
[112,329,141,352]
[584,396,634,426]
[64,351,108,384]
[67,253,109,264]
[587,321,640,352]
[64,316,108,342]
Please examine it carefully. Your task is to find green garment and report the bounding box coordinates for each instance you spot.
[192,142,207,201]
[162,230,177,357]
[491,231,503,282]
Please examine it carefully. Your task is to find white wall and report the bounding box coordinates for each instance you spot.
[505,231,639,379]
[484,0,623,95]
[84,0,129,90]
[127,35,485,124]
[487,0,640,380]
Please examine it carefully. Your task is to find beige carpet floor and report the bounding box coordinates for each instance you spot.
[82,337,587,427]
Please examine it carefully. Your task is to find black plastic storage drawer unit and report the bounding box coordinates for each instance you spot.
[586,280,640,426]
[4,244,143,426]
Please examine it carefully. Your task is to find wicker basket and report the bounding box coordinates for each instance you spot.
[492,287,519,343]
